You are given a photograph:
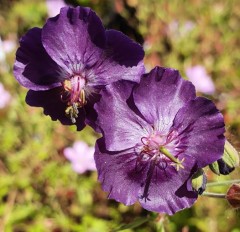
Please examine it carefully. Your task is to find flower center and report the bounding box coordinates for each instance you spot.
[137,131,184,171]
[137,130,185,201]
[61,75,87,123]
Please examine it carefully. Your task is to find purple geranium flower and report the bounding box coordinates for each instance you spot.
[64,141,96,174]
[13,6,144,130]
[94,67,225,215]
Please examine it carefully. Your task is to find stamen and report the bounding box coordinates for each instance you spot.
[141,137,149,146]
[80,89,86,106]
[65,103,79,123]
[72,102,79,113]
[63,79,71,91]
[61,75,87,123]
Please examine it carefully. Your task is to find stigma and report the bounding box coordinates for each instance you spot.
[61,75,87,123]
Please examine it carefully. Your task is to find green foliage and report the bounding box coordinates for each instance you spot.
[113,217,149,231]
[0,0,240,231]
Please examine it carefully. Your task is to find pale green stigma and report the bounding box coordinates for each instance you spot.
[159,146,184,171]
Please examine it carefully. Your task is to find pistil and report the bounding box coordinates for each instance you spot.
[159,146,184,171]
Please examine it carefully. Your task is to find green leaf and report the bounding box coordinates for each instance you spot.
[113,217,149,231]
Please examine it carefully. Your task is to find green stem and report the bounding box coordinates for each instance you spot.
[201,192,226,198]
[206,179,240,187]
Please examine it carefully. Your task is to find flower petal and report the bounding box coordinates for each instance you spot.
[89,29,145,85]
[95,138,148,205]
[14,27,62,91]
[95,138,198,214]
[26,88,85,130]
[64,147,76,161]
[42,6,144,85]
[105,30,144,67]
[94,81,152,151]
[171,97,225,167]
[139,154,198,215]
[41,6,106,73]
[133,67,196,132]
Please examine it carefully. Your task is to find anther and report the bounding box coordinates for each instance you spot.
[65,103,79,123]
[80,89,86,106]
[62,75,87,123]
[63,79,71,91]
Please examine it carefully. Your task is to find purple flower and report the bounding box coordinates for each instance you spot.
[0,83,11,109]
[13,6,144,130]
[94,67,225,214]
[185,65,215,95]
[64,141,96,174]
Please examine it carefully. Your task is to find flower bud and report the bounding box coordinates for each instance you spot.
[226,184,240,209]
[209,140,239,175]
[191,169,207,195]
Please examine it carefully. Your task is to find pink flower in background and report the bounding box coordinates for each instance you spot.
[185,65,215,95]
[0,83,11,109]
[0,37,16,57]
[2,39,16,54]
[46,0,67,17]
[168,20,195,39]
[64,141,96,174]
[0,37,16,71]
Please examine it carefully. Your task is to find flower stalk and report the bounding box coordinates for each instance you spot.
[199,180,240,199]
[201,192,226,198]
[207,179,240,187]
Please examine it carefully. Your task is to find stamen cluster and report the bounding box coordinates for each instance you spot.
[61,75,87,123]
[136,130,183,170]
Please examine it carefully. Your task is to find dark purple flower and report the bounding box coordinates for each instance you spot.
[13,6,144,130]
[94,67,225,214]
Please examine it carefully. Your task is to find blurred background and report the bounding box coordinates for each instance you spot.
[0,0,240,231]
